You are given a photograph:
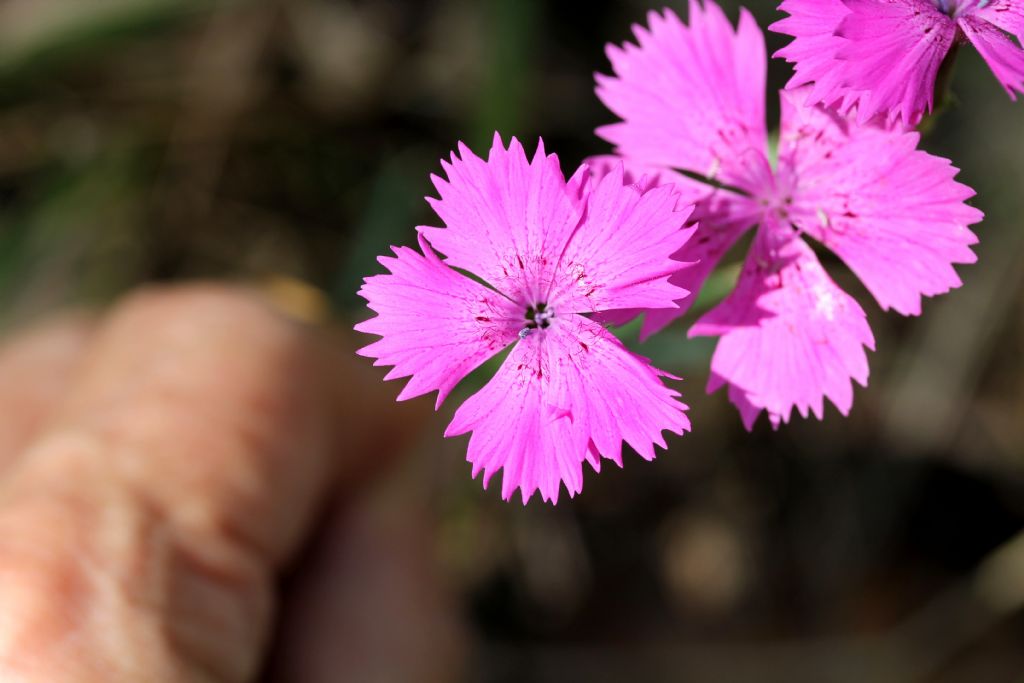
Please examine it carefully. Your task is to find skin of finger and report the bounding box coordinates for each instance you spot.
[0,315,94,472]
[263,445,466,683]
[0,284,428,683]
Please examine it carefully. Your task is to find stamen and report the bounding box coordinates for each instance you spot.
[521,302,555,339]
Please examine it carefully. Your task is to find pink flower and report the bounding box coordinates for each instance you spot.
[593,0,982,428]
[772,0,1024,126]
[356,134,694,503]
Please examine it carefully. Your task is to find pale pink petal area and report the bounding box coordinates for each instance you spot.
[690,230,875,429]
[595,1,767,189]
[780,88,982,317]
[549,163,695,315]
[446,315,689,503]
[355,235,521,409]
[959,13,1024,99]
[419,133,583,303]
[835,0,956,125]
[770,0,857,106]
[583,154,758,338]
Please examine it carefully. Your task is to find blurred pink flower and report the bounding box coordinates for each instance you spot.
[356,134,693,503]
[593,0,982,428]
[772,0,1024,126]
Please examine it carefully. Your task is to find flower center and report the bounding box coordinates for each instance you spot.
[749,160,798,222]
[520,302,554,339]
[934,0,990,16]
[757,193,794,220]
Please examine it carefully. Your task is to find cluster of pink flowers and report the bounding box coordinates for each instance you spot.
[358,0,1007,503]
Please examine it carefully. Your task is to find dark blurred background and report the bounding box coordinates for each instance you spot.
[1,0,1023,681]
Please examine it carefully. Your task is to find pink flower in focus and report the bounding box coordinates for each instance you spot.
[593,0,982,428]
[356,134,694,503]
[771,0,1024,126]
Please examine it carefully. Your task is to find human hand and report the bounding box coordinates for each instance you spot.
[0,285,462,682]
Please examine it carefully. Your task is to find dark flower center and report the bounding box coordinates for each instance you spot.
[524,302,554,330]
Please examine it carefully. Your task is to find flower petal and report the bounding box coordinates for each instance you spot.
[355,235,521,409]
[595,1,767,190]
[835,0,955,125]
[419,133,583,304]
[631,201,756,340]
[770,0,857,107]
[772,0,956,126]
[583,155,758,339]
[690,229,875,429]
[959,13,1024,100]
[548,162,696,315]
[446,315,689,503]
[781,87,982,317]
[583,154,718,205]
[976,0,1024,42]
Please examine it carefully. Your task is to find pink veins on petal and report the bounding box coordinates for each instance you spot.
[592,0,982,428]
[356,134,694,503]
[771,0,1024,126]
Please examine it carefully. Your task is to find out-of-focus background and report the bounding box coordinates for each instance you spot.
[1,0,1023,681]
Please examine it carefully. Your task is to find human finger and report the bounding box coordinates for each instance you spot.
[0,315,94,471]
[0,284,424,682]
[264,454,465,683]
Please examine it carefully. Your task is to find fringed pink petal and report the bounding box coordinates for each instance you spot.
[583,154,759,339]
[836,0,956,126]
[781,87,982,317]
[770,0,856,107]
[419,133,583,303]
[976,0,1024,42]
[772,0,957,126]
[355,235,521,409]
[595,1,767,190]
[960,13,1024,99]
[446,315,689,503]
[690,228,875,429]
[549,162,695,315]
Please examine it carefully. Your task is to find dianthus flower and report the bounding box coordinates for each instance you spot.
[356,135,694,503]
[772,0,1024,126]
[592,0,982,428]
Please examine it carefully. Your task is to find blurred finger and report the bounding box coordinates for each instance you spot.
[0,284,424,682]
[0,314,94,472]
[264,453,465,683]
